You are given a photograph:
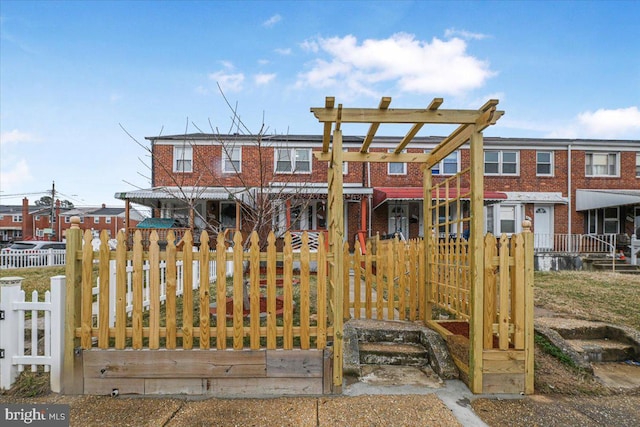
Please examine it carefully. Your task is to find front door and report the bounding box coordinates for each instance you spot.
[534,205,553,249]
[388,203,408,239]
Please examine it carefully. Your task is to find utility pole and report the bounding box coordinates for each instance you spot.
[51,181,56,240]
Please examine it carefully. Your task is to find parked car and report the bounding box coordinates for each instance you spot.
[0,241,66,268]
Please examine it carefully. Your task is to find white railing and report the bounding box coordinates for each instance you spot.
[291,230,327,251]
[0,249,66,269]
[534,233,617,255]
[631,234,640,266]
[93,250,233,327]
[0,276,65,392]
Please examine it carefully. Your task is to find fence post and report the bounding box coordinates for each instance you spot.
[49,275,66,393]
[0,276,23,390]
[63,216,83,394]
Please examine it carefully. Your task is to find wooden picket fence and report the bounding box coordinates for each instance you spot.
[345,235,425,321]
[73,228,332,351]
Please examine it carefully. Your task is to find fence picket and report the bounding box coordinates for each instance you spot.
[365,239,373,319]
[249,232,260,350]
[232,231,244,350]
[216,232,227,349]
[166,231,177,349]
[115,231,127,349]
[266,232,277,349]
[498,234,510,350]
[316,232,327,349]
[483,233,497,349]
[512,233,525,349]
[283,233,294,350]
[182,231,194,350]
[199,231,210,349]
[148,231,161,349]
[81,230,93,349]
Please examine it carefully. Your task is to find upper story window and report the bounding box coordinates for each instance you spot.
[388,149,407,175]
[484,150,518,175]
[65,216,70,224]
[105,217,112,224]
[431,151,459,175]
[275,148,311,173]
[222,147,242,173]
[174,145,193,173]
[12,215,22,222]
[94,216,100,224]
[536,151,554,176]
[35,215,41,221]
[585,152,618,177]
[636,153,640,177]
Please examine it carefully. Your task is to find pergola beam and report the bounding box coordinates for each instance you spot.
[315,151,431,163]
[321,97,335,153]
[393,98,443,154]
[311,108,485,125]
[361,97,391,153]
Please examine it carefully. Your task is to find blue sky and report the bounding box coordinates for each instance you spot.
[1,0,639,207]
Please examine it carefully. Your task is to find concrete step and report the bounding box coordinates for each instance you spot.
[565,338,636,362]
[359,342,429,366]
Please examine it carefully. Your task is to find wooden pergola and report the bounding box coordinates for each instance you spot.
[311,96,534,394]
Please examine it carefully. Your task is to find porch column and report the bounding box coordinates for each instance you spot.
[124,199,130,230]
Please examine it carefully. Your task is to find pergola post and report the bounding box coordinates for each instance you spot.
[423,166,433,322]
[468,126,485,393]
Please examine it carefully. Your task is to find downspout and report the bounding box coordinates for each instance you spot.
[567,144,572,250]
[367,162,372,238]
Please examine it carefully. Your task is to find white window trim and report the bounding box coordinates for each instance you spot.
[222,146,242,173]
[484,150,519,176]
[388,149,407,175]
[105,217,112,224]
[536,151,554,177]
[274,148,312,174]
[173,145,193,173]
[12,215,22,223]
[636,153,640,177]
[94,216,100,224]
[585,152,619,177]
[603,207,619,234]
[429,150,460,175]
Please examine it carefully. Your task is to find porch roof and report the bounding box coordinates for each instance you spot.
[372,187,507,210]
[114,187,251,207]
[576,189,640,211]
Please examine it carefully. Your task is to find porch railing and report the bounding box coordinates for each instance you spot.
[534,233,617,255]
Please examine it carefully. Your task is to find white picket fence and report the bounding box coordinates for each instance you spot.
[0,249,66,269]
[0,276,65,392]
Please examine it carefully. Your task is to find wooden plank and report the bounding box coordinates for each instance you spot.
[63,219,83,394]
[311,107,483,125]
[316,232,327,349]
[331,129,344,389]
[300,232,311,349]
[315,151,431,163]
[204,377,322,396]
[266,350,324,378]
[498,234,510,350]
[365,239,373,319]
[249,232,260,350]
[483,359,525,375]
[512,233,525,349]
[386,238,396,319]
[84,378,144,395]
[165,231,177,349]
[321,96,335,152]
[145,378,203,395]
[115,230,127,349]
[361,96,391,153]
[482,373,525,394]
[353,240,362,319]
[149,231,160,349]
[182,231,194,350]
[376,234,384,320]
[98,230,110,349]
[343,241,350,320]
[266,232,277,349]
[199,231,210,349]
[398,239,407,320]
[523,223,535,395]
[131,231,144,349]
[409,239,417,321]
[232,231,244,350]
[483,349,526,361]
[81,230,93,349]
[83,349,267,378]
[283,233,294,350]
[483,234,497,349]
[216,232,227,349]
[423,169,432,321]
[323,348,333,394]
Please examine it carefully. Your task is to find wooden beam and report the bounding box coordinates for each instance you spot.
[361,97,391,153]
[321,97,335,152]
[428,98,444,110]
[426,124,473,168]
[310,108,483,125]
[315,151,431,163]
[394,97,442,154]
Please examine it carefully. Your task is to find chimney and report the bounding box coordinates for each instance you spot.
[102,203,106,208]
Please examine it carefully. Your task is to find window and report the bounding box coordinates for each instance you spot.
[65,216,70,224]
[174,145,193,173]
[499,206,516,234]
[105,217,112,224]
[636,153,640,177]
[484,150,518,175]
[431,151,459,175]
[94,216,100,224]
[587,210,597,234]
[388,149,407,175]
[12,215,22,222]
[222,147,242,173]
[275,148,311,173]
[536,151,553,176]
[79,217,84,224]
[603,207,619,234]
[585,152,618,177]
[343,148,348,175]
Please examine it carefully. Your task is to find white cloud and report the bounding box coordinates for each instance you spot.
[263,14,282,28]
[220,60,235,70]
[258,59,270,65]
[295,33,494,97]
[0,129,36,145]
[275,47,292,55]
[255,73,276,85]
[547,106,640,139]
[0,158,32,190]
[300,39,319,53]
[444,28,489,40]
[208,70,245,93]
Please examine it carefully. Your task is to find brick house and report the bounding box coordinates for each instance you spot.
[115,133,639,252]
[0,198,142,244]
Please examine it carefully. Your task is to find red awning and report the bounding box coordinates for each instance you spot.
[372,187,507,210]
